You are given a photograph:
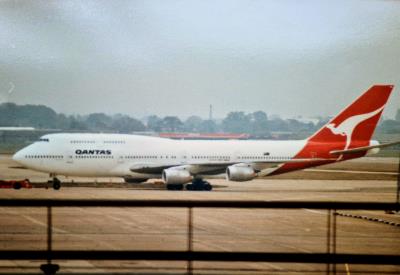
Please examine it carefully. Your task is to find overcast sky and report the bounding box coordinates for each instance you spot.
[0,0,399,119]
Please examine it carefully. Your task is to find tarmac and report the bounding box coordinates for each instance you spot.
[0,155,399,274]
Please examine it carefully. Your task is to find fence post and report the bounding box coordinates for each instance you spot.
[40,205,59,275]
[326,209,331,275]
[333,209,337,275]
[397,152,400,209]
[47,206,52,264]
[187,207,193,275]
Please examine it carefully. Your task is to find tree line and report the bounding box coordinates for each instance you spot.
[0,103,399,137]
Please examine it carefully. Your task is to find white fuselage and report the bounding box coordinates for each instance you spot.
[12,85,392,184]
[13,133,306,179]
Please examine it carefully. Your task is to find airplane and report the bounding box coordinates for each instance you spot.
[12,85,399,191]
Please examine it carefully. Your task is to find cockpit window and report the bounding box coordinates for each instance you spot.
[38,138,49,142]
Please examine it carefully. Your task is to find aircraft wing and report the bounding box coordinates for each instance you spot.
[330,141,400,155]
[129,163,174,174]
[130,162,237,174]
[129,158,331,175]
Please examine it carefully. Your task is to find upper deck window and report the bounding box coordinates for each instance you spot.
[103,140,126,144]
[38,138,49,142]
[71,140,96,144]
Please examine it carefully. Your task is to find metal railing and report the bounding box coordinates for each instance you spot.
[0,199,399,275]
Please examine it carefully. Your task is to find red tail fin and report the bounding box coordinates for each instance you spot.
[310,85,394,147]
[270,85,394,175]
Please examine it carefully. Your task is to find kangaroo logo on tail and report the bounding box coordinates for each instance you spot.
[326,106,384,159]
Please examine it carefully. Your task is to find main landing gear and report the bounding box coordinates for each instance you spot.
[166,184,184,191]
[48,176,61,190]
[166,180,212,191]
[186,178,212,191]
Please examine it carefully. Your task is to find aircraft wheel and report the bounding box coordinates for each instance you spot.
[13,182,21,190]
[190,180,213,191]
[186,184,193,191]
[53,178,61,190]
[167,184,183,191]
[204,182,212,191]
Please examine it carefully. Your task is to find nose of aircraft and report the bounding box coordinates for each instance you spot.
[12,149,25,164]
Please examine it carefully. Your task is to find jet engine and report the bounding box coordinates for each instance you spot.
[162,168,192,184]
[226,164,256,182]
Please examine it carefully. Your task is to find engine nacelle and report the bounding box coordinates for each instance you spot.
[226,164,256,182]
[162,168,192,185]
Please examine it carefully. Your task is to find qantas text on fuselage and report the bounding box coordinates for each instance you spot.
[75,150,112,155]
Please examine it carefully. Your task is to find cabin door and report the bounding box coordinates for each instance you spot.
[66,151,74,164]
[180,150,188,164]
[117,154,124,164]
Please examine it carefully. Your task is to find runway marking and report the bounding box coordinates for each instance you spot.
[345,263,351,275]
[255,262,284,271]
[21,215,68,233]
[276,242,312,253]
[305,169,398,175]
[270,195,326,201]
[19,213,118,250]
[303,209,372,238]
[194,216,313,254]
[303,209,326,215]
[105,215,143,230]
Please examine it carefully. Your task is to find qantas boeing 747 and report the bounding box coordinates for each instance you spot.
[12,85,399,190]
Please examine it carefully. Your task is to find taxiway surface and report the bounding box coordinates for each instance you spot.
[0,155,399,274]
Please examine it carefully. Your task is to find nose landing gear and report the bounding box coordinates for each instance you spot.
[48,175,61,190]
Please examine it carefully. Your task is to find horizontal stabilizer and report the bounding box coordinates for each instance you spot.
[330,141,400,155]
